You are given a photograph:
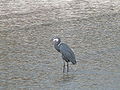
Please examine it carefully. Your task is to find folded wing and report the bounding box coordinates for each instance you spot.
[59,43,76,64]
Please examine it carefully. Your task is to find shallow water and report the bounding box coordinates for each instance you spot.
[0,0,120,90]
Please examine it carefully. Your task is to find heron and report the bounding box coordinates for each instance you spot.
[51,37,76,73]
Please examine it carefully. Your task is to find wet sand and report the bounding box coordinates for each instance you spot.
[0,0,120,90]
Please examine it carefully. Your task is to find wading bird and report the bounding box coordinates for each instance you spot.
[51,37,76,73]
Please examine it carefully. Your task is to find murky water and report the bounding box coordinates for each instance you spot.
[0,0,120,90]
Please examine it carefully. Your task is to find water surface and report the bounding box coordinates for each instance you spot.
[0,0,120,90]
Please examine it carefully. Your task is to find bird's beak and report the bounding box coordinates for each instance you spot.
[50,38,53,42]
[50,38,54,45]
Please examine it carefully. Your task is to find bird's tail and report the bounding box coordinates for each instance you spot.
[72,60,77,65]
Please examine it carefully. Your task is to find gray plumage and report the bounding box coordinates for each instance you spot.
[51,37,76,73]
[59,43,76,64]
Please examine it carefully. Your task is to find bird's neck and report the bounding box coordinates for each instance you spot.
[54,42,61,52]
[58,42,61,47]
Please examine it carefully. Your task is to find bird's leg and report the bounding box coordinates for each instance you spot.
[67,62,69,72]
[63,61,65,73]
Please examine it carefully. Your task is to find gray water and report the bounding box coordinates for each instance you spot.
[0,0,120,90]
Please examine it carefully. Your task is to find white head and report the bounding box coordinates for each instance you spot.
[53,38,59,42]
[51,37,61,45]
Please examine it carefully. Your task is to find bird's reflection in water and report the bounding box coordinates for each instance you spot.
[63,74,74,81]
[56,73,76,84]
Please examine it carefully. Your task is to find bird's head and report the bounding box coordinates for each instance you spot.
[51,36,61,45]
